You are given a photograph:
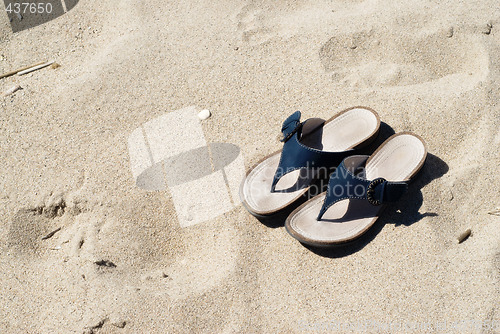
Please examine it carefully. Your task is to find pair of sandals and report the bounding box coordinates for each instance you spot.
[239,107,427,248]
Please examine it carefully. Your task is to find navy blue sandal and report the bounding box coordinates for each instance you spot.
[239,107,380,217]
[285,132,427,247]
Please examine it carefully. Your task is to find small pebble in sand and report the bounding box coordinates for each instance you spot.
[446,27,454,38]
[2,85,21,97]
[198,109,211,120]
[112,320,126,328]
[110,314,127,328]
[51,63,61,69]
[457,228,471,244]
[482,21,492,35]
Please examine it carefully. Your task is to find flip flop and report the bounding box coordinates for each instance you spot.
[285,132,427,247]
[239,107,380,217]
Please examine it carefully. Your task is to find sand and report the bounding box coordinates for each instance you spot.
[0,0,499,332]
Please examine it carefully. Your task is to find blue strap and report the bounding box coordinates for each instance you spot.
[271,111,354,192]
[317,155,408,220]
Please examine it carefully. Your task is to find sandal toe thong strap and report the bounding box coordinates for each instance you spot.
[271,111,352,192]
[317,155,408,220]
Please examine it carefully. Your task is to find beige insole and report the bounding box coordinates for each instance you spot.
[287,133,426,243]
[240,108,379,215]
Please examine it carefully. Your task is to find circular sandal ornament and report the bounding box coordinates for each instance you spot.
[367,177,386,206]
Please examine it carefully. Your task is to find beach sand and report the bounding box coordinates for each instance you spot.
[0,0,499,332]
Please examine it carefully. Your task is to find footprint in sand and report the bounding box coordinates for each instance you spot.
[5,189,85,255]
[319,28,489,92]
[234,0,379,46]
[236,4,274,45]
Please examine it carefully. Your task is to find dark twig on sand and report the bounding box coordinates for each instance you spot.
[41,227,61,240]
[94,260,116,268]
[0,61,45,79]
